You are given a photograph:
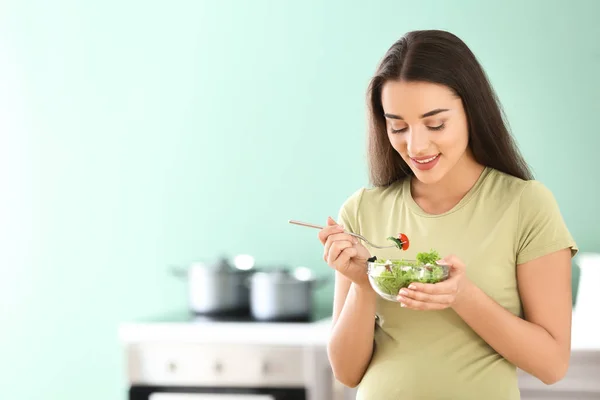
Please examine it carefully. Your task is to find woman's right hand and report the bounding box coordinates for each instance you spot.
[318,216,372,287]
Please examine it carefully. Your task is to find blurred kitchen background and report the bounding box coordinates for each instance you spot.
[1,0,599,399]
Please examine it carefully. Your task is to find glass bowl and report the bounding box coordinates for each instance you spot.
[366,259,450,302]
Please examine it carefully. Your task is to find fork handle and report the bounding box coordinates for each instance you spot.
[288,220,325,230]
[289,219,404,250]
[288,219,363,239]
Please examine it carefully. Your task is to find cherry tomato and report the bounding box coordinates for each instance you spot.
[399,233,409,251]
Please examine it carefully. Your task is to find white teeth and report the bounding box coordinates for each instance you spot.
[414,155,439,164]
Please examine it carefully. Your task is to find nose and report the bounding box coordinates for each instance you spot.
[406,129,430,156]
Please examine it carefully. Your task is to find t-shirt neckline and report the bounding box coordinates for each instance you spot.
[403,166,492,218]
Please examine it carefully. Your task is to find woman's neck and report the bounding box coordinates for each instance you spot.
[411,151,485,214]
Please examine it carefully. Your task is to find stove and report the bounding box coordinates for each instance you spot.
[142,306,331,325]
[120,305,335,400]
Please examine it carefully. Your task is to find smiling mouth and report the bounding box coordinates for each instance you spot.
[410,154,440,164]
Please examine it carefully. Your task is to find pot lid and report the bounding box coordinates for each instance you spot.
[292,266,313,281]
[191,254,256,272]
[190,256,232,271]
[213,256,233,271]
[233,254,255,271]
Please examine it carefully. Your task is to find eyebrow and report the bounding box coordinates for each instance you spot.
[384,108,450,120]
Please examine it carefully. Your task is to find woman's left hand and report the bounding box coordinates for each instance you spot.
[396,254,472,310]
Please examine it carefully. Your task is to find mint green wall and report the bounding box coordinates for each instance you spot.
[1,1,598,399]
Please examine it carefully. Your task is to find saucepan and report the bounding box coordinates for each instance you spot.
[249,267,329,321]
[170,255,256,316]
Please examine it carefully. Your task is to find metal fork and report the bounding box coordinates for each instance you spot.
[288,219,400,249]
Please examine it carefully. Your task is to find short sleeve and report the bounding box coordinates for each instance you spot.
[336,188,365,235]
[516,180,578,265]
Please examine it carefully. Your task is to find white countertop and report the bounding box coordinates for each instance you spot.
[118,312,600,352]
[570,310,600,351]
[118,317,334,347]
[119,303,600,397]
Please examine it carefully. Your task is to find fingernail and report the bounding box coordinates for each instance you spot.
[436,260,448,265]
[400,302,406,308]
[408,284,416,290]
[399,289,408,296]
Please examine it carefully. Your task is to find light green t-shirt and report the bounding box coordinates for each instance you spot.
[337,167,578,400]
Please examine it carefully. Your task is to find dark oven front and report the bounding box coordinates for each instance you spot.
[129,385,307,400]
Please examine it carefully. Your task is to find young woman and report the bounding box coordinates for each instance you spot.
[318,30,578,400]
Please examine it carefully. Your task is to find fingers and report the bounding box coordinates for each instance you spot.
[407,277,458,295]
[323,232,358,259]
[317,217,364,279]
[317,216,345,245]
[396,296,448,310]
[331,247,358,271]
[325,239,353,264]
[437,254,465,271]
[323,232,358,263]
[393,254,466,311]
[326,232,358,246]
[397,287,454,306]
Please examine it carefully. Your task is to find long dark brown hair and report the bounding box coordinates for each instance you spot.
[367,30,533,187]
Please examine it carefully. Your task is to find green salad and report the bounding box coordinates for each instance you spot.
[367,250,447,296]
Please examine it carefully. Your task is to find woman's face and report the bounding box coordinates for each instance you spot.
[381,80,471,185]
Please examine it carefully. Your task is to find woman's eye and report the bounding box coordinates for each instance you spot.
[391,127,408,134]
[427,123,445,131]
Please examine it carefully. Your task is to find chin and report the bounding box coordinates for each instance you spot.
[407,156,448,184]
[412,169,446,185]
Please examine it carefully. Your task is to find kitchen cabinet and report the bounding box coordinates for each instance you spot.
[119,317,335,400]
[120,313,600,400]
[517,253,600,399]
[518,349,600,400]
[130,343,305,387]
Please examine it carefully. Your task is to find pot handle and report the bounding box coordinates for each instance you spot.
[243,271,260,288]
[169,265,188,279]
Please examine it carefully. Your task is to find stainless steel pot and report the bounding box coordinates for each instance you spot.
[171,256,254,316]
[249,268,327,321]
